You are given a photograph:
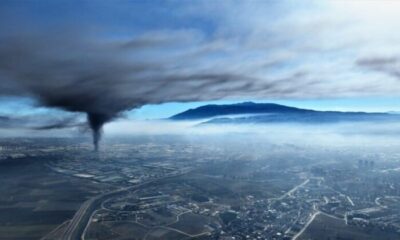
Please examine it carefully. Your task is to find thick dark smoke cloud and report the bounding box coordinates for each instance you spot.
[0,33,131,148]
[32,116,83,130]
[0,114,81,130]
[0,113,82,131]
[0,30,278,149]
[4,1,398,149]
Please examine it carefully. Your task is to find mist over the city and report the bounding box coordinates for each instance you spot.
[2,1,400,240]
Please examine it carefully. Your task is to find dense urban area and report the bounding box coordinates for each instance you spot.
[1,137,400,240]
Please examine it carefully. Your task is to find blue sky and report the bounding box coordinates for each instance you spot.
[2,1,400,133]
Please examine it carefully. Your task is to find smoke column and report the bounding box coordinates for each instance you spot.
[87,113,112,151]
[0,3,321,151]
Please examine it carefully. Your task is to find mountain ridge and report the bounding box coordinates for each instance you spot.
[168,102,400,124]
[170,102,315,120]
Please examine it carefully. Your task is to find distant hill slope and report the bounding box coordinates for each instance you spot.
[169,102,312,120]
[169,102,400,124]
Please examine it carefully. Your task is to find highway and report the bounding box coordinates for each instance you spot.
[57,172,188,240]
[268,178,310,203]
[292,210,321,240]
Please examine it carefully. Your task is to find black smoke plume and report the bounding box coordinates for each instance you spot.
[0,7,311,150]
[0,30,270,150]
[87,113,112,151]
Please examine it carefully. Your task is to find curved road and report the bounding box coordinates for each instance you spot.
[57,172,188,240]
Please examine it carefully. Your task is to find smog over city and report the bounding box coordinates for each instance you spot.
[1,1,400,240]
